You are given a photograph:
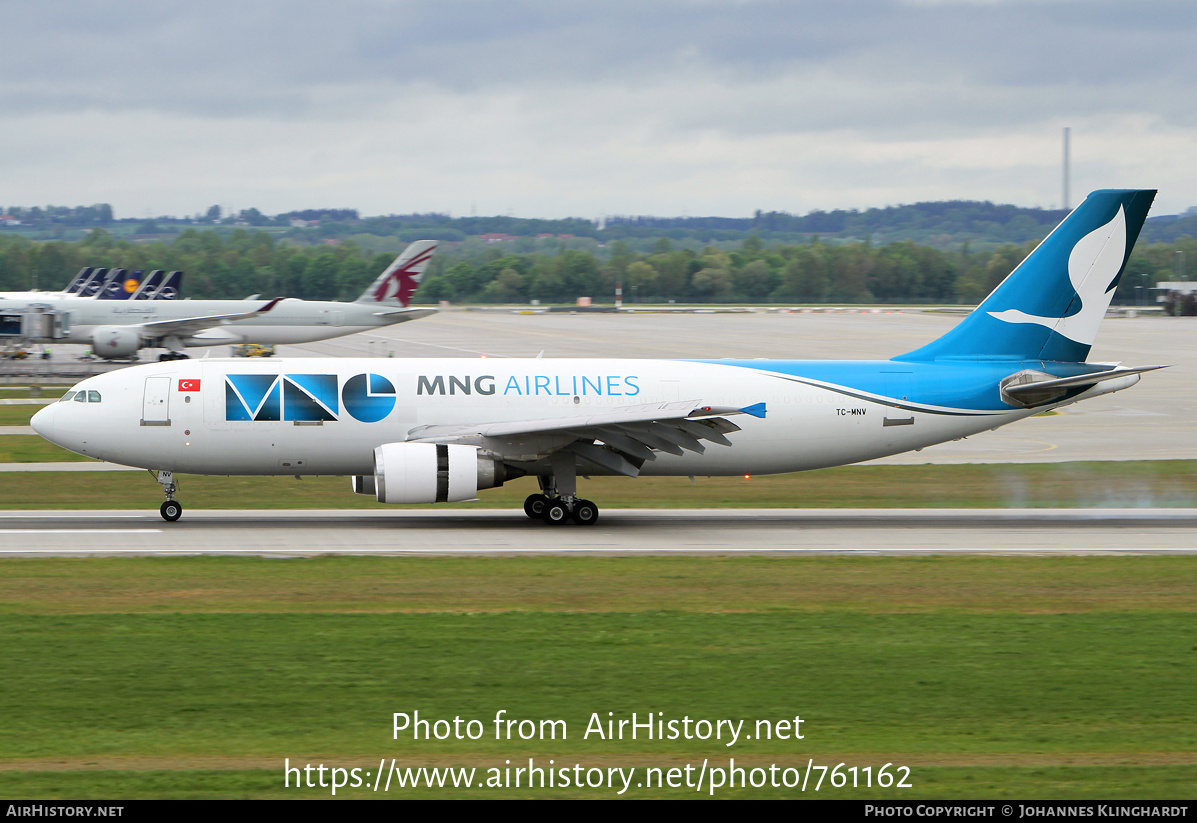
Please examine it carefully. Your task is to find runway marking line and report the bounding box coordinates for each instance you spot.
[0,529,162,535]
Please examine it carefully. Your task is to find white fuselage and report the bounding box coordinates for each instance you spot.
[32,357,1044,478]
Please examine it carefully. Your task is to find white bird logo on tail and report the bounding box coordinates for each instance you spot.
[987,206,1127,346]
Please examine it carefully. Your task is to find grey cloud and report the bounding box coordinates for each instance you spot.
[1,0,1194,216]
[2,1,1193,115]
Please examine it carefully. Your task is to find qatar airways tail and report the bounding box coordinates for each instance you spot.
[355,240,438,307]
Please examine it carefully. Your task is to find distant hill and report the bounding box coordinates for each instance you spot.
[2,199,1193,250]
[605,201,1071,247]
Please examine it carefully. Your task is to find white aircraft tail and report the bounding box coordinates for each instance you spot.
[355,240,438,307]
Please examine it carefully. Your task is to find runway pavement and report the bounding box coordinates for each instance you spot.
[3,508,1196,556]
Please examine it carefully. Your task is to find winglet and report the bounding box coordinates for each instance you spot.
[738,402,767,419]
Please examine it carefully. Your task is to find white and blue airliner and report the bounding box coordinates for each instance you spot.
[32,189,1162,524]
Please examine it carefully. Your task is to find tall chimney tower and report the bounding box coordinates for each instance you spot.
[1062,127,1071,211]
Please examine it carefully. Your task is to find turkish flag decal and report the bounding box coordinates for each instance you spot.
[178,379,201,392]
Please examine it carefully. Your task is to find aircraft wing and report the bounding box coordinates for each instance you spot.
[406,399,752,477]
[130,297,284,340]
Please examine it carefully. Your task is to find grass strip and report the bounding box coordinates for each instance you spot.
[0,406,40,426]
[0,460,1193,508]
[0,436,93,462]
[1,555,1194,616]
[0,765,1195,800]
[0,610,1193,796]
[0,556,1193,798]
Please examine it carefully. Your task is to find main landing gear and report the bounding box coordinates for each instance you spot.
[152,469,183,522]
[523,494,599,526]
[158,336,190,361]
[523,456,599,525]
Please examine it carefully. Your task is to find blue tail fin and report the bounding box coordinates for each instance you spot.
[154,270,182,299]
[79,268,110,297]
[62,268,94,294]
[97,270,144,300]
[131,270,166,300]
[894,189,1155,364]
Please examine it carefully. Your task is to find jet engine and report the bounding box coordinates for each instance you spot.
[91,326,142,359]
[363,442,519,504]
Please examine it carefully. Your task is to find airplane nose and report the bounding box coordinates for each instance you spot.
[30,404,54,441]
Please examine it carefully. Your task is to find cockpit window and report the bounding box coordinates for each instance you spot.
[60,391,76,402]
[74,392,86,403]
[87,391,101,403]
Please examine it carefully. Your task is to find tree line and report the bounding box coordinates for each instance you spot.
[0,226,1192,305]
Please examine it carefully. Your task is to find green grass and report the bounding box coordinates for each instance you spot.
[0,406,40,426]
[0,435,94,462]
[0,387,66,400]
[0,460,1193,508]
[0,556,1193,798]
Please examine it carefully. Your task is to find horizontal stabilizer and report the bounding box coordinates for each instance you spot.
[372,308,438,321]
[1001,365,1166,407]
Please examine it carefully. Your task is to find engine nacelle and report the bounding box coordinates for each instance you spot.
[369,442,513,504]
[91,326,142,359]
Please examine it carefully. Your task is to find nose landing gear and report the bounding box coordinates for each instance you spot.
[152,469,183,522]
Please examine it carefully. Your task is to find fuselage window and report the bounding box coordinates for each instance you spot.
[87,391,101,403]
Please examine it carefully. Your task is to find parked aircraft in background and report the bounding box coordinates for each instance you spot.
[0,241,437,360]
[70,267,184,300]
[0,267,183,301]
[32,191,1160,524]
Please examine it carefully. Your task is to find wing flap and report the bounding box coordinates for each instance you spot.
[564,442,642,477]
[407,399,705,440]
[406,398,755,464]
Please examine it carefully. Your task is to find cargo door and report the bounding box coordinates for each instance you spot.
[142,376,171,426]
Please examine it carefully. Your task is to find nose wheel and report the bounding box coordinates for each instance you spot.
[160,500,183,522]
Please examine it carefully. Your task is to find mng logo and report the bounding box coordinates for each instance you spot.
[341,373,396,422]
[225,374,338,422]
[225,373,395,423]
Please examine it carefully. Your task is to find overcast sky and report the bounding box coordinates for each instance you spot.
[1,0,1194,219]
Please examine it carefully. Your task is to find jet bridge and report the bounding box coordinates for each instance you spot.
[0,304,71,340]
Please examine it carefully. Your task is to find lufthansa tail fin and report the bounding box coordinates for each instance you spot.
[894,189,1155,364]
[62,268,95,294]
[97,269,144,300]
[154,270,183,299]
[355,240,438,307]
